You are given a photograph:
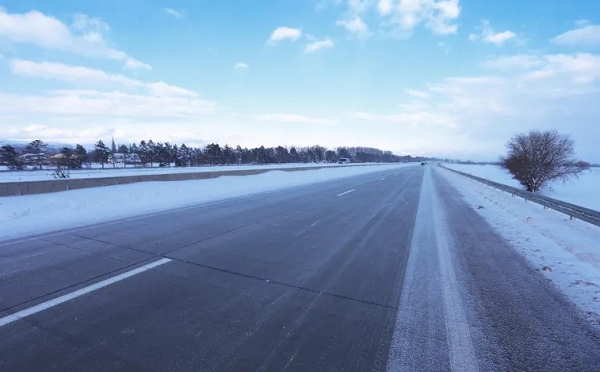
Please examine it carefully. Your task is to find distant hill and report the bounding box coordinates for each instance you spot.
[0,139,75,153]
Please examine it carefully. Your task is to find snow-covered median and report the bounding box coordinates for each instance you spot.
[0,163,358,183]
[444,163,600,211]
[437,166,600,325]
[0,164,407,241]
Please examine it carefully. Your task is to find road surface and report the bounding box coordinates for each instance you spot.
[1,166,599,371]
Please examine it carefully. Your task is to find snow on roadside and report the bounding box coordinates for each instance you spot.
[0,163,362,183]
[437,166,600,325]
[445,163,600,211]
[0,164,409,241]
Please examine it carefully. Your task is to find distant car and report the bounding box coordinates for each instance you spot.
[421,162,426,166]
[338,158,351,164]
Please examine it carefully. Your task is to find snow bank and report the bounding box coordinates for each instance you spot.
[0,164,408,241]
[0,163,360,183]
[445,163,600,211]
[437,166,600,325]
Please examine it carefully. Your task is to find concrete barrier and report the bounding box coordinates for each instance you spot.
[0,164,382,197]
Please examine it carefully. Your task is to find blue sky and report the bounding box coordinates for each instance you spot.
[1,0,600,161]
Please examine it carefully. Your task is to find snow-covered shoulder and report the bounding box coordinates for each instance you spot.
[436,166,600,326]
[443,163,600,211]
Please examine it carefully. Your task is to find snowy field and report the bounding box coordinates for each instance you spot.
[444,163,600,211]
[437,166,600,326]
[0,163,364,183]
[0,164,409,241]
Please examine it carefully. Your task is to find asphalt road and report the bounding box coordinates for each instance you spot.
[1,165,599,371]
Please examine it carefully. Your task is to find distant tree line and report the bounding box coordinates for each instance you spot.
[1,139,417,171]
[94,141,409,167]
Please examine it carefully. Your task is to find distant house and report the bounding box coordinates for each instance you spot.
[108,153,142,165]
[50,153,69,166]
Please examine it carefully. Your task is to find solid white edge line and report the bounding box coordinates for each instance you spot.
[337,189,356,197]
[0,258,172,328]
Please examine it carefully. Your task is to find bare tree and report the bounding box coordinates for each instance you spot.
[501,130,589,192]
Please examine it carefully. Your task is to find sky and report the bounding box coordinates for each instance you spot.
[1,0,600,161]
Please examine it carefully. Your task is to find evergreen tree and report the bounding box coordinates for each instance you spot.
[156,142,170,166]
[171,144,179,166]
[289,147,300,163]
[138,141,149,166]
[25,139,47,170]
[0,145,20,170]
[94,140,110,169]
[337,147,351,160]
[74,144,89,168]
[178,144,190,166]
[205,143,222,165]
[222,145,236,165]
[146,140,157,167]
[325,150,337,163]
[275,146,290,163]
[311,145,325,162]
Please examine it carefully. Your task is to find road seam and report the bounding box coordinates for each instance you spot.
[169,256,397,309]
[0,258,171,328]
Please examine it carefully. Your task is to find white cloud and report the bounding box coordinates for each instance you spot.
[268,27,302,44]
[336,17,371,38]
[483,54,543,70]
[346,0,373,14]
[162,8,184,18]
[124,58,152,70]
[406,88,430,99]
[0,8,150,70]
[258,114,335,124]
[349,111,376,120]
[9,59,201,99]
[0,90,215,119]
[342,50,600,160]
[234,62,249,70]
[382,0,460,36]
[333,0,460,38]
[146,81,198,98]
[9,59,139,86]
[552,24,600,48]
[305,38,334,53]
[350,110,457,128]
[485,31,517,44]
[542,53,600,84]
[71,14,110,33]
[469,20,516,45]
[377,0,393,15]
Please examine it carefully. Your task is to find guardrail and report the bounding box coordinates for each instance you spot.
[438,164,600,228]
[0,164,385,197]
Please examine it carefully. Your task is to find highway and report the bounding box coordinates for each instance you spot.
[1,165,599,371]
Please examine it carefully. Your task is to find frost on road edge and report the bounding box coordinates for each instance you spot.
[436,166,600,326]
